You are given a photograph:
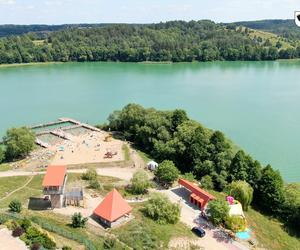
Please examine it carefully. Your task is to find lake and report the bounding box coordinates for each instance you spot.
[0,61,299,182]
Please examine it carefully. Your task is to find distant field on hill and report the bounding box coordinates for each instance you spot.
[234,19,300,40]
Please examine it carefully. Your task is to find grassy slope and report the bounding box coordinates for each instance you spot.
[238,26,295,49]
[245,209,300,250]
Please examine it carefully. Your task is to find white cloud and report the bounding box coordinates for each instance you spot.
[0,0,16,5]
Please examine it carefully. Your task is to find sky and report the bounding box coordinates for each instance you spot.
[0,0,299,25]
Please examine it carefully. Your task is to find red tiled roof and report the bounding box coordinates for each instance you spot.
[179,178,215,201]
[93,189,132,222]
[42,165,66,187]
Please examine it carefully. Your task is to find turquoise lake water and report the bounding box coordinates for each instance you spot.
[0,61,299,181]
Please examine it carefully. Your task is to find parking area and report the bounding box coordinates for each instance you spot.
[159,186,248,250]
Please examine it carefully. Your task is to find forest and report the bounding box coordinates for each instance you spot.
[0,20,300,64]
[106,104,300,230]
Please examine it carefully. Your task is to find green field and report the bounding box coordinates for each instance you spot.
[245,209,300,250]
[111,203,195,249]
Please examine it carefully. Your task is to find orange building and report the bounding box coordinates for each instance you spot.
[93,189,132,227]
[42,165,67,208]
[178,178,215,210]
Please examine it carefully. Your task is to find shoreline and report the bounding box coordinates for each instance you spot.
[0,61,64,68]
[0,58,300,68]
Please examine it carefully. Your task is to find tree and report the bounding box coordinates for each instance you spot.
[130,169,150,194]
[3,127,35,160]
[282,183,300,227]
[226,181,253,211]
[200,175,214,190]
[155,160,179,187]
[143,193,180,224]
[255,165,284,214]
[207,199,229,225]
[228,151,249,182]
[0,147,4,163]
[71,212,88,228]
[81,169,97,181]
[9,200,22,213]
[171,109,188,130]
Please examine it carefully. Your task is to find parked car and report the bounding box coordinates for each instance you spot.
[191,227,206,237]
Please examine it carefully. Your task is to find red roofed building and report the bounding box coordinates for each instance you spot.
[178,178,215,210]
[43,165,67,208]
[93,189,132,227]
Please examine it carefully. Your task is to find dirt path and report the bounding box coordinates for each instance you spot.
[128,146,146,169]
[0,175,34,202]
[0,167,136,182]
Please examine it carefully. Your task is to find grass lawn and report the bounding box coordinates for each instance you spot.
[245,208,300,250]
[136,149,151,164]
[0,175,43,209]
[47,231,85,250]
[122,144,130,161]
[0,164,12,172]
[0,173,124,209]
[0,176,31,199]
[111,203,195,249]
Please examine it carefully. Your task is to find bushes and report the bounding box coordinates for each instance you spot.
[12,227,25,237]
[24,226,56,250]
[103,237,116,249]
[225,216,246,232]
[143,193,180,224]
[88,179,101,189]
[5,217,56,250]
[71,213,88,228]
[81,169,97,181]
[20,218,32,231]
[9,200,22,213]
[82,169,102,190]
[207,199,229,226]
[130,169,150,194]
[62,246,72,250]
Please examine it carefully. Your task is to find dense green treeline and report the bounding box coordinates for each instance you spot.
[0,24,110,38]
[107,104,300,230]
[1,20,300,64]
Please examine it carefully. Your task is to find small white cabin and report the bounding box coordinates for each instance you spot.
[147,161,158,171]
